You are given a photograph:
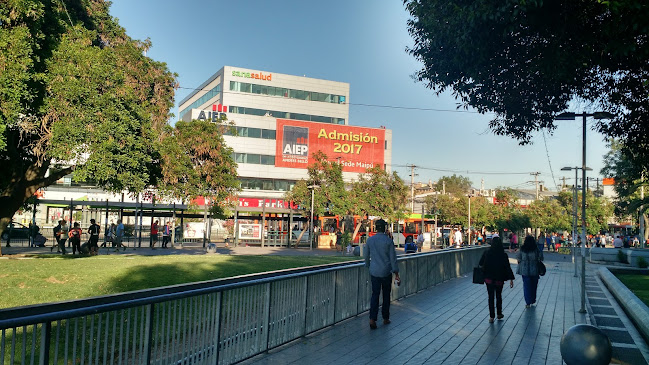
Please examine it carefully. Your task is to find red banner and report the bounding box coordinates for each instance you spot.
[238,198,296,209]
[275,119,385,173]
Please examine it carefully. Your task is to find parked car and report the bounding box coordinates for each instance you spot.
[1,221,31,240]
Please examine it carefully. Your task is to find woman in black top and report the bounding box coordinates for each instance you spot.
[479,236,515,323]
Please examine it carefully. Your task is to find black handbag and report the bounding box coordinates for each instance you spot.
[536,250,546,276]
[473,266,485,284]
[538,261,546,276]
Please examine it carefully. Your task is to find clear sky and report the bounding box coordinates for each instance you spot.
[109,0,611,191]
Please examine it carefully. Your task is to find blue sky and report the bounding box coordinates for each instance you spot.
[110,0,610,191]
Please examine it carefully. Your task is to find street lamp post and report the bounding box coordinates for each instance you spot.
[308,185,319,251]
[561,166,591,279]
[557,111,614,314]
[467,194,473,245]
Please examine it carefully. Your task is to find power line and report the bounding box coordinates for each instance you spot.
[389,162,535,176]
[542,129,560,191]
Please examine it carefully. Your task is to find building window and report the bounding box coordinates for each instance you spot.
[179,84,222,117]
[229,106,345,125]
[230,81,346,104]
[239,177,296,191]
[224,127,277,140]
[232,153,275,166]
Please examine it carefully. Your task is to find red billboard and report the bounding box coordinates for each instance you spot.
[275,119,385,173]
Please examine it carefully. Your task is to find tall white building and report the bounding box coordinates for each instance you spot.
[179,66,392,214]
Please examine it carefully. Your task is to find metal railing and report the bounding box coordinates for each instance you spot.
[0,246,487,364]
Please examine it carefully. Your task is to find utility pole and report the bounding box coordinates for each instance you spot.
[641,173,645,249]
[531,172,541,200]
[561,176,567,189]
[408,164,418,212]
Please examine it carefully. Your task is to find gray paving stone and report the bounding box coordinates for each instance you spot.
[239,255,649,365]
[591,306,618,316]
[596,316,625,328]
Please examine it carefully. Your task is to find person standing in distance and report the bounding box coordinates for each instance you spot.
[150,220,159,249]
[68,222,82,255]
[88,219,101,255]
[364,219,400,330]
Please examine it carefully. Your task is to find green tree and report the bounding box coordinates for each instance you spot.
[434,175,472,196]
[601,140,648,239]
[404,0,649,170]
[425,194,464,226]
[0,1,238,254]
[525,198,571,234]
[158,119,240,218]
[284,151,349,218]
[554,190,613,235]
[350,166,409,223]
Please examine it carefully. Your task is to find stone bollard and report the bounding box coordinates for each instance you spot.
[560,324,612,365]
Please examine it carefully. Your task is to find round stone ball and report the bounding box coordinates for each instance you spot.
[560,324,612,365]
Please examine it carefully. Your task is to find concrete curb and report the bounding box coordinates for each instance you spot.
[598,266,649,344]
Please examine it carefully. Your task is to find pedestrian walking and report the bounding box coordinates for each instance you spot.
[517,235,544,308]
[151,220,159,249]
[114,219,126,251]
[102,222,115,248]
[479,236,515,323]
[88,219,100,255]
[454,228,463,247]
[510,232,519,251]
[364,219,400,330]
[162,221,172,248]
[537,233,546,252]
[68,222,82,255]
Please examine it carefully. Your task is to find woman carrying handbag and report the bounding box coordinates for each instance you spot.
[479,236,515,323]
[517,235,545,308]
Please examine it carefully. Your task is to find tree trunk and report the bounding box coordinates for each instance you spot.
[0,162,72,256]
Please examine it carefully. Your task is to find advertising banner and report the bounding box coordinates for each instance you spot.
[239,224,262,240]
[183,222,205,239]
[275,119,385,173]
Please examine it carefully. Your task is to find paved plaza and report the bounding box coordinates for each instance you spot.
[238,252,649,365]
[2,245,649,364]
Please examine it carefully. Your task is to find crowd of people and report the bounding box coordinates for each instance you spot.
[49,219,129,255]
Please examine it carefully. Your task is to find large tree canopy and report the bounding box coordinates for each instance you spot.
[404,0,649,169]
[0,1,238,252]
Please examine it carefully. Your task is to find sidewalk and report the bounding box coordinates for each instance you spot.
[0,242,352,257]
[240,252,649,365]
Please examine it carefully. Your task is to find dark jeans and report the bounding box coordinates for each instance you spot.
[522,275,539,305]
[370,275,392,321]
[89,236,99,253]
[162,235,170,247]
[71,238,81,254]
[486,283,503,318]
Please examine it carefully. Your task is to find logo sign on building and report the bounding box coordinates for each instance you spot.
[232,70,272,81]
[275,119,385,173]
[193,104,227,122]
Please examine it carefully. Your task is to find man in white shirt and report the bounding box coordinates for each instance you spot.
[613,234,624,248]
[454,229,463,247]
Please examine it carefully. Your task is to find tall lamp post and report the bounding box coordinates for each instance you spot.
[308,185,319,251]
[561,166,592,279]
[467,194,473,245]
[556,111,614,314]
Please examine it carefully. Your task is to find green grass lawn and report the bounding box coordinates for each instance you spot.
[0,254,357,309]
[616,274,649,306]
